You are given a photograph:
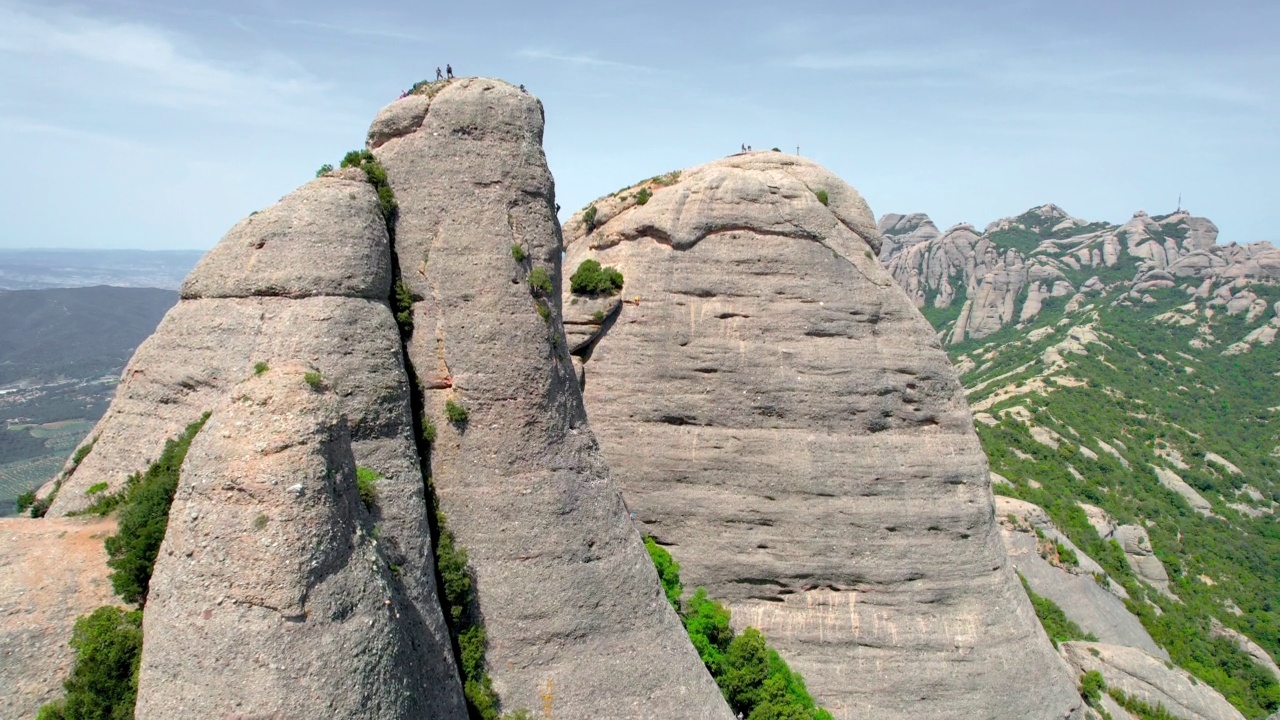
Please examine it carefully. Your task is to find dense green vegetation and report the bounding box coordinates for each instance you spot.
[35,607,143,720]
[569,259,624,296]
[814,189,828,206]
[103,413,209,606]
[38,415,208,718]
[945,288,1279,716]
[644,538,833,720]
[445,399,469,425]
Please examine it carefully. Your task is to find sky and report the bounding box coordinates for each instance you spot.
[1,0,1276,250]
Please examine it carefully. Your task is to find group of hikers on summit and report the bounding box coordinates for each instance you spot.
[436,64,454,81]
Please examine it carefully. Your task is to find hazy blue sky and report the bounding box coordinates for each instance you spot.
[1,0,1276,249]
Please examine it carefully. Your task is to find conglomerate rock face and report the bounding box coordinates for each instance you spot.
[136,367,449,719]
[0,516,117,720]
[562,152,1084,720]
[44,168,467,715]
[369,78,733,719]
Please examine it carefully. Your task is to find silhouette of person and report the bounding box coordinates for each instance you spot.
[446,64,454,79]
[436,66,443,81]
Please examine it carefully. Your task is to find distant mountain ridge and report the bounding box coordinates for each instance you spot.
[0,286,177,387]
[878,203,1280,718]
[880,205,1279,346]
[0,249,203,291]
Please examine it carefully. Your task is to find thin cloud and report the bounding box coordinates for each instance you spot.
[0,2,336,126]
[517,48,654,73]
[276,18,430,43]
[0,117,153,151]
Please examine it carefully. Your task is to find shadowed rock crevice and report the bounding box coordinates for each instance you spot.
[369,77,733,719]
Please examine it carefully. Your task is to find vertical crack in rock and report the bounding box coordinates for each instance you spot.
[370,78,734,719]
[561,153,1086,720]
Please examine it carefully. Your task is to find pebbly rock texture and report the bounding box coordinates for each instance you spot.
[561,152,1084,720]
[369,78,733,719]
[0,516,117,720]
[1061,642,1246,720]
[45,168,466,713]
[136,366,456,719]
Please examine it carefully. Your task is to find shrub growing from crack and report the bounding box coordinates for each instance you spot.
[445,399,469,425]
[356,467,381,510]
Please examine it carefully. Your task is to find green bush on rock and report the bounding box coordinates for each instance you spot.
[36,606,143,720]
[569,259,624,296]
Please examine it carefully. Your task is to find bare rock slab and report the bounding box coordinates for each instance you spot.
[0,516,117,719]
[1061,642,1245,720]
[136,366,465,719]
[561,153,1084,720]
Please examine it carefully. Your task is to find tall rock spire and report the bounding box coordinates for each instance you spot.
[369,78,733,718]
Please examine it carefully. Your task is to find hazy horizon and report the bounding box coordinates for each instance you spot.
[2,0,1276,250]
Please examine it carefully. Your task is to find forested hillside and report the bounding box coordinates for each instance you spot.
[883,206,1280,718]
[0,286,176,514]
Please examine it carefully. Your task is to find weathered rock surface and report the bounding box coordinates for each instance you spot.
[371,78,733,719]
[562,153,1084,720]
[1113,524,1174,597]
[179,168,391,301]
[136,366,461,719]
[997,497,1165,657]
[1061,642,1246,720]
[45,167,466,712]
[0,516,117,719]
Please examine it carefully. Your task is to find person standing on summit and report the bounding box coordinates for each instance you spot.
[446,64,454,79]
[436,66,443,81]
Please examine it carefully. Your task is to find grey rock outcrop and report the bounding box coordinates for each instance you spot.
[1061,642,1245,720]
[562,153,1084,720]
[997,497,1165,657]
[136,366,457,719]
[45,169,466,713]
[1113,524,1174,597]
[369,78,733,719]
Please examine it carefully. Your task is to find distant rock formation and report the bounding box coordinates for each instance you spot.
[1061,642,1246,720]
[561,153,1084,720]
[880,204,1280,345]
[369,77,733,719]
